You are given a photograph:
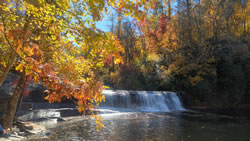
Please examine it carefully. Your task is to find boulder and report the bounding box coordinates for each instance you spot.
[0,72,19,125]
[28,84,47,102]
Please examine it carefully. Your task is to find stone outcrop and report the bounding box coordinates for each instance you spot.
[28,85,47,102]
[0,73,19,125]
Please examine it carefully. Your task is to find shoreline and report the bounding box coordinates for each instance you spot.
[187,104,250,119]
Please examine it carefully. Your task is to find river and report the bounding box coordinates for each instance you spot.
[23,90,250,141]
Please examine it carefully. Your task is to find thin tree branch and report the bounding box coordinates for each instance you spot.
[1,17,26,61]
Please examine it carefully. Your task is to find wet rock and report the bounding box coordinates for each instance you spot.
[57,118,65,122]
[20,103,33,111]
[14,121,34,135]
[18,132,25,136]
[25,126,33,131]
[45,132,51,136]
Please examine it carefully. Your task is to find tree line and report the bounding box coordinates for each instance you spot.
[103,0,250,108]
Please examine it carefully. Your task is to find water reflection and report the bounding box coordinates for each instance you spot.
[47,111,250,141]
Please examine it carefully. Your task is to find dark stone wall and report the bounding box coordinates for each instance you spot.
[0,72,19,125]
[28,85,47,102]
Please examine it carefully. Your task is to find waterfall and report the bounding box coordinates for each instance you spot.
[99,90,185,112]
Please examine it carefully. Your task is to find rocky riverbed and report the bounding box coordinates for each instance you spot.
[0,102,81,141]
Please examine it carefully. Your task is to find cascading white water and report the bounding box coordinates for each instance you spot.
[99,90,185,112]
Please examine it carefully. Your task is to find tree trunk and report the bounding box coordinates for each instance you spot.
[198,0,202,43]
[186,0,193,43]
[168,0,171,21]
[242,2,247,34]
[141,35,146,64]
[3,72,26,130]
[177,0,183,45]
[15,76,28,118]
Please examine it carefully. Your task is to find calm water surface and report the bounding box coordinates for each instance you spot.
[46,111,250,141]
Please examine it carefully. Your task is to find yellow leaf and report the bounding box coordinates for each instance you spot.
[44,95,49,100]
[104,85,109,89]
[33,74,39,84]
[24,47,34,56]
[124,13,130,17]
[15,64,23,72]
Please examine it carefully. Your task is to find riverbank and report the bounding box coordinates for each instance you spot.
[0,102,81,141]
[0,116,85,141]
[188,104,250,119]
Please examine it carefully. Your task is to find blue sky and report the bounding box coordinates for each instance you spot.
[95,6,115,32]
[96,15,111,32]
[96,14,134,32]
[95,7,134,32]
